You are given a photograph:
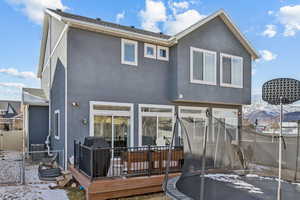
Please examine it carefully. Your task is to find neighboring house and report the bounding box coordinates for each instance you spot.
[22,88,49,151]
[22,8,259,168]
[0,100,22,131]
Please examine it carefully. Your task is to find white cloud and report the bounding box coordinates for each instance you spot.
[139,0,167,32]
[164,9,206,35]
[262,24,277,38]
[259,50,277,61]
[139,0,205,35]
[268,10,274,15]
[0,68,37,79]
[7,0,68,24]
[0,82,26,88]
[116,11,125,23]
[172,1,189,10]
[277,5,300,36]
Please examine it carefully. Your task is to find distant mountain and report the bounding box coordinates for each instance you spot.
[283,112,300,122]
[245,110,278,124]
[243,101,300,126]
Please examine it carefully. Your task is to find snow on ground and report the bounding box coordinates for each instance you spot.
[0,151,22,184]
[0,151,69,200]
[0,184,68,200]
[204,174,264,194]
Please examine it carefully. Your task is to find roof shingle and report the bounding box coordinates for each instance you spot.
[48,9,171,40]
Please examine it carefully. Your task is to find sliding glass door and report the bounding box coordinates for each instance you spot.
[139,105,175,146]
[90,102,133,148]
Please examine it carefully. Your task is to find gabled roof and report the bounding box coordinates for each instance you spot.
[0,101,21,118]
[38,9,259,77]
[174,9,259,60]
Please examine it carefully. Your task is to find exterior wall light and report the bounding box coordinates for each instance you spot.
[72,102,80,107]
[81,119,88,126]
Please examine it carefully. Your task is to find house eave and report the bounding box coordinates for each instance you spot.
[64,18,176,46]
[37,14,50,78]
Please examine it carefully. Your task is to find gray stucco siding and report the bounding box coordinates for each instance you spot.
[174,16,252,105]
[49,30,67,167]
[28,105,49,151]
[66,28,173,154]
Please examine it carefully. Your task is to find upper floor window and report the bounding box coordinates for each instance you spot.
[190,47,216,85]
[54,110,60,140]
[144,43,156,59]
[220,53,243,88]
[121,39,138,66]
[157,46,169,61]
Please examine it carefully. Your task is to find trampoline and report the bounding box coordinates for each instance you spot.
[164,109,300,200]
[167,173,300,200]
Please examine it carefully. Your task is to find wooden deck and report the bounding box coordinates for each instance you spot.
[69,165,180,200]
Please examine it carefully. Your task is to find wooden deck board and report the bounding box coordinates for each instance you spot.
[69,165,180,200]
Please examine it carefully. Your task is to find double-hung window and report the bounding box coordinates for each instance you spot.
[220,53,243,88]
[54,110,60,140]
[121,39,138,66]
[190,47,217,85]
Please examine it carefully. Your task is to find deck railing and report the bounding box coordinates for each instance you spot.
[74,140,183,180]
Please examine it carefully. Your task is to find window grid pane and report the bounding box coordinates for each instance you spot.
[231,58,242,86]
[124,43,135,62]
[222,56,232,84]
[203,52,215,83]
[193,51,203,81]
[147,47,154,56]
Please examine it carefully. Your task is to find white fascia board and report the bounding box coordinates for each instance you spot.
[37,14,50,78]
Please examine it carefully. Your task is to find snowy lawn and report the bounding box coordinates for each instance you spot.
[0,184,69,200]
[0,151,69,200]
[0,151,22,184]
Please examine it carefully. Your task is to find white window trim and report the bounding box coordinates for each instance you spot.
[157,46,169,61]
[220,53,243,88]
[89,101,134,147]
[212,108,239,142]
[190,47,217,85]
[54,110,60,140]
[144,43,156,59]
[138,104,175,146]
[121,38,138,66]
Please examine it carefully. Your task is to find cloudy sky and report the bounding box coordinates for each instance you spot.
[1,0,300,100]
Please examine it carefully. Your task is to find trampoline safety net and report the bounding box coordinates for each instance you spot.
[164,109,300,200]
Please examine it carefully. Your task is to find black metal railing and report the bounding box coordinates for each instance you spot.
[74,140,183,180]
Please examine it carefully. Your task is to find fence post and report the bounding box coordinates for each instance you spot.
[21,152,25,185]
